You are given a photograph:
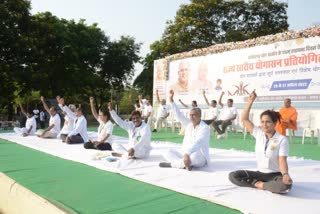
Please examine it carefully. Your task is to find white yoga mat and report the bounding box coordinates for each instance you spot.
[1,132,320,214]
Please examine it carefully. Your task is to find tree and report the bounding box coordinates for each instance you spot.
[135,0,288,97]
[99,36,141,105]
[134,41,164,98]
[0,0,31,120]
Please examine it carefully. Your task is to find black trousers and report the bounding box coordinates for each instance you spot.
[61,134,84,144]
[40,121,45,129]
[203,119,214,125]
[84,141,112,151]
[229,170,292,193]
[212,120,232,134]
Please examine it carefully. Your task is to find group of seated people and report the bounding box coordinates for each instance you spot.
[13,90,295,194]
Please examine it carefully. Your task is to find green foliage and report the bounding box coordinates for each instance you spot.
[135,0,288,97]
[0,2,141,119]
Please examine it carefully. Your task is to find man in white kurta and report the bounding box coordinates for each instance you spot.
[109,103,151,159]
[36,96,61,138]
[14,113,37,136]
[152,89,170,132]
[14,104,37,137]
[159,90,210,170]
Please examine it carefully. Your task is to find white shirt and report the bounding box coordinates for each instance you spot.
[60,115,74,134]
[33,109,39,118]
[40,111,45,121]
[219,106,237,120]
[171,102,210,164]
[207,107,219,120]
[253,127,289,173]
[110,110,151,154]
[143,105,153,117]
[97,118,113,143]
[157,104,170,119]
[49,114,61,134]
[62,105,89,142]
[25,116,37,135]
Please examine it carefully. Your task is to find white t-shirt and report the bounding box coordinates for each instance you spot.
[143,105,153,117]
[207,107,219,120]
[49,114,61,134]
[60,115,74,134]
[97,119,113,143]
[40,111,45,121]
[253,127,289,173]
[25,116,37,135]
[157,104,170,119]
[219,106,237,120]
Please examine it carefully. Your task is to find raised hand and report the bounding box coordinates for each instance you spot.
[169,90,174,103]
[249,89,257,102]
[40,96,45,102]
[108,102,113,111]
[90,97,94,103]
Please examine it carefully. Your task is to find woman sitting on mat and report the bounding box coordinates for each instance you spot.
[84,97,113,151]
[229,90,293,194]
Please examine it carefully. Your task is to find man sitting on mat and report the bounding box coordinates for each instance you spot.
[159,90,210,171]
[36,96,61,138]
[14,103,37,137]
[108,102,151,159]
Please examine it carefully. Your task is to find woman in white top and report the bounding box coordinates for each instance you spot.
[229,90,293,193]
[84,97,113,151]
[14,103,37,137]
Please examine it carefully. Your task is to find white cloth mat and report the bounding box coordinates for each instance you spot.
[1,132,320,214]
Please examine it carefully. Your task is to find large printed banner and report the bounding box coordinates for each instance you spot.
[154,37,320,108]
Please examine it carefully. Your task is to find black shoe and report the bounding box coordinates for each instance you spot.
[183,166,193,171]
[159,162,172,168]
[152,129,157,132]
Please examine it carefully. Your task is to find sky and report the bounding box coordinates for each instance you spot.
[30,0,320,79]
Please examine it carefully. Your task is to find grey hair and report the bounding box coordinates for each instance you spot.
[191,107,201,117]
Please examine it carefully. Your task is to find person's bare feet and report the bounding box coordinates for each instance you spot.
[254,181,264,190]
[111,152,122,157]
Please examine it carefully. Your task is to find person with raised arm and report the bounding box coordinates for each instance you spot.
[202,90,219,125]
[14,103,37,137]
[178,99,197,109]
[152,89,170,132]
[159,90,210,171]
[129,94,142,113]
[229,90,293,194]
[36,96,61,138]
[83,97,113,150]
[56,96,75,141]
[57,96,88,144]
[212,91,237,139]
[108,102,151,159]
